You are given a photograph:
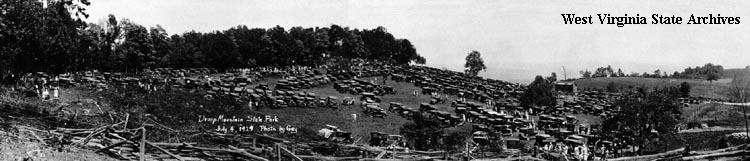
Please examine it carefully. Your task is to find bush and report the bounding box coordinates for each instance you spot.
[679,82,691,97]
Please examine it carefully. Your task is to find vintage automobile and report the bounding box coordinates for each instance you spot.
[318,125,355,144]
[363,105,387,118]
[360,92,382,103]
[327,96,338,108]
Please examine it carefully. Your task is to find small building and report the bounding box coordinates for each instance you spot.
[554,81,577,94]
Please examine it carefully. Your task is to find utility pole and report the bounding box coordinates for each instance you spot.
[562,66,567,80]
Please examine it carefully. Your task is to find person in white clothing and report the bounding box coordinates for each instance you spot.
[248,101,254,110]
[42,88,49,100]
[52,87,59,99]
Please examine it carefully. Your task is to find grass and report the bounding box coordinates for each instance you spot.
[251,77,454,143]
[573,75,750,128]
[662,130,745,151]
[684,103,748,127]
[573,75,750,154]
[83,76,448,145]
[574,77,733,100]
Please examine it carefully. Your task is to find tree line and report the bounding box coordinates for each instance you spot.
[579,63,724,82]
[1,0,426,80]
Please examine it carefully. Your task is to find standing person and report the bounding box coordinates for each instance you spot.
[41,77,47,88]
[248,100,254,110]
[33,84,40,97]
[52,86,59,100]
[382,75,387,85]
[42,87,49,100]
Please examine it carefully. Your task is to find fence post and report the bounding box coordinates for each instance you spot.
[277,143,281,161]
[140,127,146,161]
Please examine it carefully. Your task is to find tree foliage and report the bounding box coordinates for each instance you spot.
[399,113,445,151]
[601,86,683,154]
[463,50,486,76]
[679,82,691,97]
[1,0,90,76]
[580,70,592,78]
[547,72,557,82]
[616,68,625,77]
[579,63,724,80]
[520,75,556,108]
[676,63,724,81]
[592,65,614,78]
[0,1,426,79]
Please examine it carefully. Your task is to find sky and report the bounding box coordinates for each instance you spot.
[84,0,750,84]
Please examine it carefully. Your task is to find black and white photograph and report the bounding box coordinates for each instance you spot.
[1,0,750,160]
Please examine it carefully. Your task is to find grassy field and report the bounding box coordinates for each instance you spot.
[571,72,750,153]
[574,77,733,100]
[74,76,452,145]
[574,68,750,100]
[575,76,750,128]
[683,103,748,127]
[251,77,457,143]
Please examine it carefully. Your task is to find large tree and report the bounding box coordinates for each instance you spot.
[0,0,90,77]
[520,75,556,108]
[118,19,153,72]
[703,63,723,83]
[601,86,682,155]
[102,14,121,70]
[149,25,170,68]
[463,50,486,76]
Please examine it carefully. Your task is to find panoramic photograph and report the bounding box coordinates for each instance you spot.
[1,0,749,160]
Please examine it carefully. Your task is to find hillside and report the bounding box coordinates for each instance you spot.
[572,68,750,100]
[723,68,750,79]
[0,75,450,160]
[574,77,732,99]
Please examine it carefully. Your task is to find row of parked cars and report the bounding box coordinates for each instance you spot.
[334,79,395,96]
